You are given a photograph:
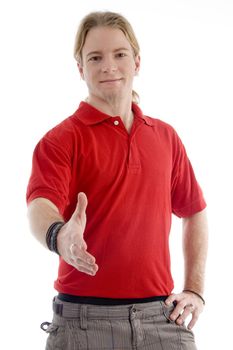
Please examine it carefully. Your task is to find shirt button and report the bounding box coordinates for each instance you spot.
[114,120,119,126]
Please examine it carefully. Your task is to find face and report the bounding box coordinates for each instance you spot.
[78,26,140,105]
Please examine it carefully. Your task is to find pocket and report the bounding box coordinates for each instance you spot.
[156,305,197,349]
[161,303,196,340]
[161,302,176,324]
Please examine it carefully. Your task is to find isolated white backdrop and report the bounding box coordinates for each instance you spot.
[0,0,232,349]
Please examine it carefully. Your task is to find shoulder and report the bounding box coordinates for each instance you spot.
[144,115,180,139]
[45,115,79,141]
[37,111,84,153]
[146,116,173,129]
[31,111,84,161]
[142,114,186,157]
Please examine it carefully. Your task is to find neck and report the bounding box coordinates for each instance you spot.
[87,95,134,132]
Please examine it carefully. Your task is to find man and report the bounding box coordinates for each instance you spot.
[27,11,208,350]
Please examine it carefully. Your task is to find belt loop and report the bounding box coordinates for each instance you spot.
[80,305,88,330]
[53,298,63,316]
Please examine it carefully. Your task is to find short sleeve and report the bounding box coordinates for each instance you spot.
[171,131,206,218]
[26,132,72,214]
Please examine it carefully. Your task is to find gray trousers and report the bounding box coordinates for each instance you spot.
[42,297,197,349]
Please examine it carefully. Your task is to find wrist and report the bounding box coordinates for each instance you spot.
[183,289,205,305]
[46,221,65,255]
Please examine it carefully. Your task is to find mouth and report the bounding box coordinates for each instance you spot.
[99,78,123,83]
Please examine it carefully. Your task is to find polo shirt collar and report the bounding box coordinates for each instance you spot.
[75,101,153,127]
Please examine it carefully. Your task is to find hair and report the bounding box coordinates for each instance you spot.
[74,11,140,103]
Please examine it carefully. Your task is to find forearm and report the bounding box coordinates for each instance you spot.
[27,197,64,248]
[182,208,208,295]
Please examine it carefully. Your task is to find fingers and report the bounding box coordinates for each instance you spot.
[70,243,95,264]
[70,257,99,276]
[57,192,98,276]
[171,304,195,327]
[165,294,177,306]
[72,192,88,222]
[165,292,203,329]
[187,311,198,330]
[69,243,98,276]
[59,192,99,276]
[73,264,98,276]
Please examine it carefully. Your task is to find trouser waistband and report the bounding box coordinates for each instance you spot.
[52,296,167,320]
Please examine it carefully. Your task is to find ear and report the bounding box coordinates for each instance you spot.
[77,63,85,80]
[134,55,141,75]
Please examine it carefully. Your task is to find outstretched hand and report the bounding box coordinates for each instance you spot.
[57,192,98,276]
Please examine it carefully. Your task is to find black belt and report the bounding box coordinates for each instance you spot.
[57,293,168,306]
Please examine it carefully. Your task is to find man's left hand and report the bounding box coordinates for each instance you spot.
[165,291,205,329]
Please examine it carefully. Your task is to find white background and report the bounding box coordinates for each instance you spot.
[0,0,232,348]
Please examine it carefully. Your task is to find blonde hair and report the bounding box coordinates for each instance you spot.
[74,11,140,103]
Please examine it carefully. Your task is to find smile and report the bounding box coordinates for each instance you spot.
[99,78,123,83]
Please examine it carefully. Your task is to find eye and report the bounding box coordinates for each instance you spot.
[88,56,102,62]
[116,52,127,58]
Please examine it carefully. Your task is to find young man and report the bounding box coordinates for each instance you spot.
[27,11,208,350]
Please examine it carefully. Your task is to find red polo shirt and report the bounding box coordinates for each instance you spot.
[26,102,206,298]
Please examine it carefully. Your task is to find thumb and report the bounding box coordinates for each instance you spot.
[72,192,88,222]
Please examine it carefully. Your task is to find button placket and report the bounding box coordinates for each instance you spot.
[127,136,141,173]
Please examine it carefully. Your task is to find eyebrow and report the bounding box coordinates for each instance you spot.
[86,47,130,57]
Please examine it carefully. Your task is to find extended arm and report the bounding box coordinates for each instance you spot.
[27,193,98,276]
[166,208,208,329]
[27,197,63,248]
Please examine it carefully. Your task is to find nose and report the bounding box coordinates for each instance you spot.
[101,58,117,73]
